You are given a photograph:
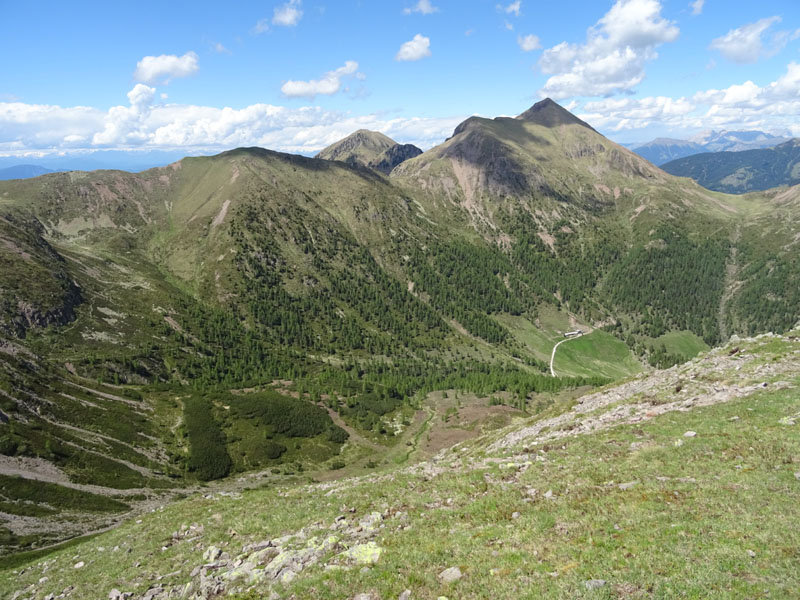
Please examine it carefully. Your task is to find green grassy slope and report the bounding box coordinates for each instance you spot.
[1,331,796,599]
[552,330,642,379]
[496,313,642,380]
[655,330,709,358]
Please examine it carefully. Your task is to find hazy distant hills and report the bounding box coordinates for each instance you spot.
[692,129,791,152]
[631,130,790,166]
[0,164,54,180]
[0,149,214,177]
[628,138,705,166]
[662,138,800,193]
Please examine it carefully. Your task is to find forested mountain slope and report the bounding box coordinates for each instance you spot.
[662,139,800,193]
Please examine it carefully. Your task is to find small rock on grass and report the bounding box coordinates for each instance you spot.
[683,431,697,438]
[794,471,800,480]
[342,541,382,565]
[398,590,411,600]
[747,550,756,558]
[438,566,463,583]
[618,481,638,491]
[203,546,222,562]
[585,579,606,589]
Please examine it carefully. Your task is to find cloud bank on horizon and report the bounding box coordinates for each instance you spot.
[1,0,799,158]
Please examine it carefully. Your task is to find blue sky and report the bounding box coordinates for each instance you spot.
[1,0,799,160]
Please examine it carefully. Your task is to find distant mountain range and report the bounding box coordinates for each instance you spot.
[0,149,214,178]
[662,138,800,193]
[630,130,791,166]
[0,164,55,180]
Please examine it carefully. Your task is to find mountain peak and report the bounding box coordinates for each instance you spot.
[350,129,396,143]
[316,129,421,174]
[316,129,397,165]
[516,98,595,131]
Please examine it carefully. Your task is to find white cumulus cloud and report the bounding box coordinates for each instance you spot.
[404,0,439,15]
[0,88,465,156]
[575,62,800,136]
[92,84,157,146]
[498,1,522,17]
[538,0,678,99]
[518,34,541,52]
[280,61,363,99]
[579,95,695,131]
[0,102,104,151]
[396,34,431,61]
[133,52,199,85]
[273,0,303,27]
[690,0,704,16]
[710,16,789,64]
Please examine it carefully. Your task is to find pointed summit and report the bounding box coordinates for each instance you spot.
[316,129,422,174]
[316,129,397,166]
[516,98,595,131]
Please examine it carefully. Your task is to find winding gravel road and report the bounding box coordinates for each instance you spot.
[550,334,582,377]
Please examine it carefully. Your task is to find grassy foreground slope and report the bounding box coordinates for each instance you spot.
[3,330,798,599]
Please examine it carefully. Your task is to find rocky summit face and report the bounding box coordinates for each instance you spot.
[0,100,799,599]
[368,143,423,175]
[516,97,596,130]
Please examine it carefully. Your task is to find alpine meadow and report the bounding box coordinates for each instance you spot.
[1,1,799,599]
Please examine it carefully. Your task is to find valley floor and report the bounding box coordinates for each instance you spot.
[2,331,799,599]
